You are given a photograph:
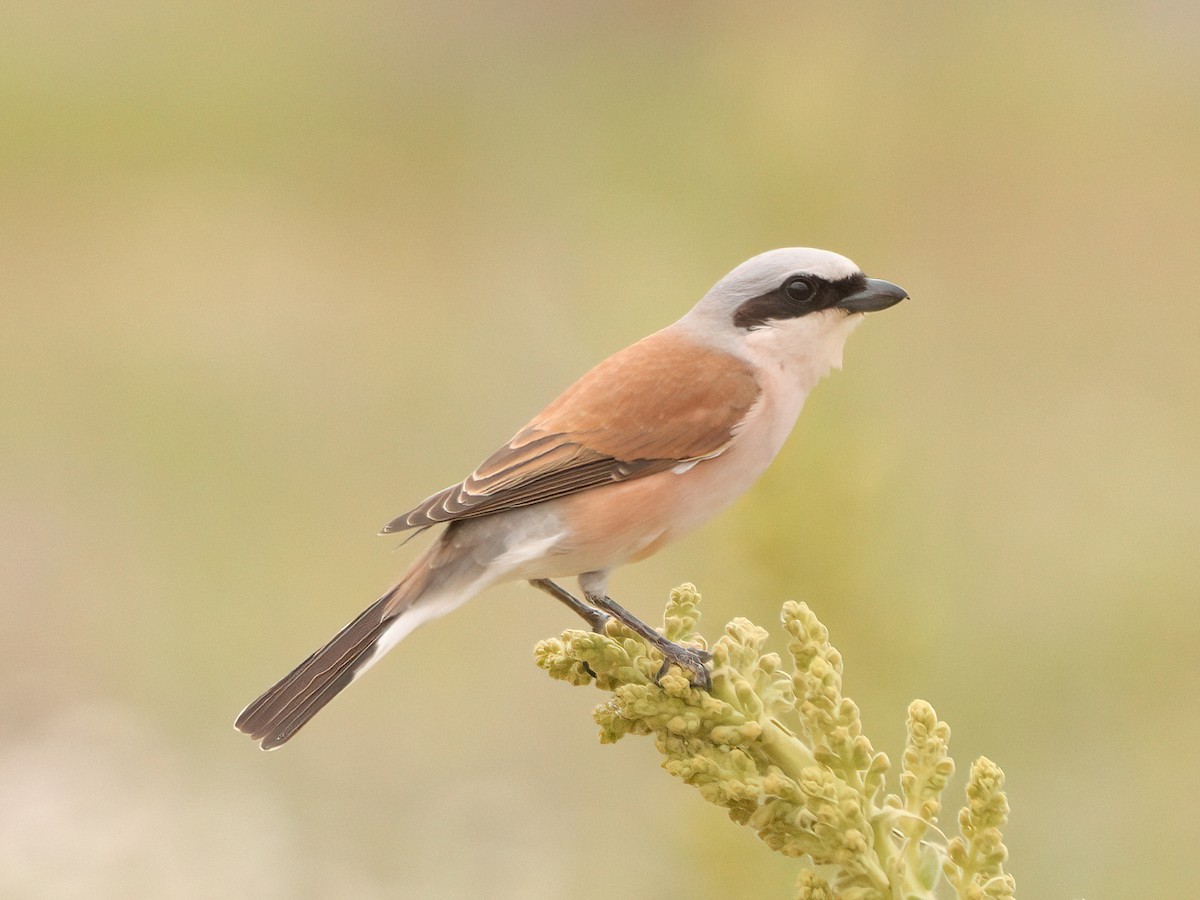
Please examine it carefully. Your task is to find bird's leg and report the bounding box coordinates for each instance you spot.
[582,590,713,692]
[529,579,610,634]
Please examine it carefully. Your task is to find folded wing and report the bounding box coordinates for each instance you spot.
[380,330,761,533]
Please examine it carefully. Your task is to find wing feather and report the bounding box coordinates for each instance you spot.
[380,330,760,533]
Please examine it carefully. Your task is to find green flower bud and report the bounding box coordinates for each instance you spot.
[795,869,835,900]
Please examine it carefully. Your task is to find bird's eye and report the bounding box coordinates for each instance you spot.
[783,276,816,304]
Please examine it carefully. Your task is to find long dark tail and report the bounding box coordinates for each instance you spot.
[235,536,483,750]
[233,587,404,750]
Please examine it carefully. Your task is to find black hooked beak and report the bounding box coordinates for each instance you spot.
[836,278,908,313]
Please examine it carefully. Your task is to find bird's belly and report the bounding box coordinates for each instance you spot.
[531,423,789,577]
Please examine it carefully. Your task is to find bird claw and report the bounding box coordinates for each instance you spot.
[655,644,713,691]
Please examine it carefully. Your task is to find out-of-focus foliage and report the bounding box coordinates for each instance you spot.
[2,2,1198,897]
[537,584,1014,899]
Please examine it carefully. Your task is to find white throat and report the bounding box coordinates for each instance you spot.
[741,310,864,393]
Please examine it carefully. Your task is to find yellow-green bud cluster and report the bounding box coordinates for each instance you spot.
[535,585,1016,899]
[944,758,1017,899]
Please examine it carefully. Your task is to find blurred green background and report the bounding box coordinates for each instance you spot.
[3,2,1198,897]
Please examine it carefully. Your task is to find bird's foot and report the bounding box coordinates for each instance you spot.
[580,588,713,692]
[654,642,713,692]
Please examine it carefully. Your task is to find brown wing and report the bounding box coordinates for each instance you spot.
[380,330,761,533]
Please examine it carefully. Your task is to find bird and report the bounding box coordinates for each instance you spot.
[234,247,906,749]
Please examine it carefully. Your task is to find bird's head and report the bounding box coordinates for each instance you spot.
[682,247,907,380]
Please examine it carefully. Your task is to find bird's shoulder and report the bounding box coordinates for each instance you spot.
[530,328,761,457]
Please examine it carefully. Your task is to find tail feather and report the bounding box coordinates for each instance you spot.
[236,525,493,749]
[235,586,402,750]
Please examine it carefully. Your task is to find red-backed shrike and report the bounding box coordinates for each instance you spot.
[236,248,906,749]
